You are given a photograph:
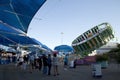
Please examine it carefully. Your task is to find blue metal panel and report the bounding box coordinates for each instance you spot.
[0,31,38,46]
[0,0,49,50]
[0,0,46,47]
[0,21,25,35]
[0,0,46,33]
[0,17,38,46]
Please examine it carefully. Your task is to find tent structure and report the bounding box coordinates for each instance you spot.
[0,0,46,33]
[0,21,39,46]
[0,0,47,48]
[54,45,74,53]
[31,38,52,51]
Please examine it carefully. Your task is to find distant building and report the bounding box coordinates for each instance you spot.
[89,42,118,56]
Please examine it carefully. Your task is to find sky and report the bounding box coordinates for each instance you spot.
[27,0,120,50]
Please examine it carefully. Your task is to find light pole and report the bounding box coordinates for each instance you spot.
[61,32,64,45]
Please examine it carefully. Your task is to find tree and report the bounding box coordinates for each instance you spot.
[107,43,120,64]
[95,54,108,62]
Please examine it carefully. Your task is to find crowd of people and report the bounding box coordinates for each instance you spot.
[0,52,17,64]
[0,51,77,76]
[16,53,60,76]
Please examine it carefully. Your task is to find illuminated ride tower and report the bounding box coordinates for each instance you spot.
[72,22,114,57]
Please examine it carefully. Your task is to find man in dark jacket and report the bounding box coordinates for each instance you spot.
[47,54,52,75]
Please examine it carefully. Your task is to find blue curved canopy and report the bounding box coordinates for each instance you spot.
[0,22,39,46]
[32,38,52,51]
[0,0,46,33]
[0,21,25,35]
[0,0,46,47]
[54,45,74,52]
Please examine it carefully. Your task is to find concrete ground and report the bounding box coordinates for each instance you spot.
[0,63,120,80]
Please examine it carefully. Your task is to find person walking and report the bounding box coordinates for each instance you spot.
[42,54,48,75]
[38,56,42,71]
[52,53,59,76]
[47,54,52,75]
[29,55,35,73]
[64,54,69,70]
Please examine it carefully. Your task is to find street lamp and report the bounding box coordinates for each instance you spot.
[61,32,64,45]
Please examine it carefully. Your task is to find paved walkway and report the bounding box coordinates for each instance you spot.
[0,63,120,80]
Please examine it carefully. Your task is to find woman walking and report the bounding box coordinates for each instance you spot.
[52,53,59,76]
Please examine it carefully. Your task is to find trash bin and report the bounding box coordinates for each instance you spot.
[92,63,102,78]
[69,60,74,68]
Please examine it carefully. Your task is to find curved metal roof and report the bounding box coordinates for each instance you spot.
[0,25,38,46]
[0,0,46,33]
[54,45,74,52]
[0,0,46,47]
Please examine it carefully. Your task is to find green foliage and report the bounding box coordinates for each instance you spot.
[116,53,120,63]
[107,43,120,63]
[95,54,109,62]
[115,43,120,63]
[117,43,120,48]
